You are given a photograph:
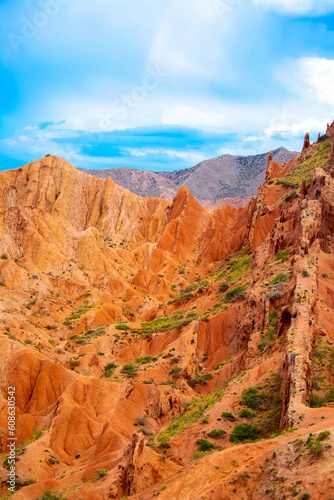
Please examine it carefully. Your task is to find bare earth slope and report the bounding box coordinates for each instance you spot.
[0,126,333,499]
[78,147,299,207]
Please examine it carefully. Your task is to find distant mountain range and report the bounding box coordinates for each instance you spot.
[78,146,299,207]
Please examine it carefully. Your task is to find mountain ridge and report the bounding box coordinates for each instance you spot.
[78,146,299,207]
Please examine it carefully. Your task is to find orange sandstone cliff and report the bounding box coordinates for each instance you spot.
[0,124,334,499]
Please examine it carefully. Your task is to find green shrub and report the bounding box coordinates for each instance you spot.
[171,366,182,378]
[229,423,261,443]
[188,373,213,387]
[164,379,177,389]
[240,409,254,419]
[207,429,226,438]
[219,282,229,293]
[302,270,309,278]
[197,438,215,452]
[326,387,334,402]
[0,253,8,260]
[223,282,249,304]
[242,387,264,410]
[96,469,108,478]
[121,363,138,378]
[70,359,80,368]
[271,272,289,285]
[135,356,157,365]
[318,430,330,441]
[104,362,117,377]
[269,311,278,327]
[36,492,66,500]
[115,324,129,331]
[276,250,290,262]
[221,411,237,421]
[309,392,327,408]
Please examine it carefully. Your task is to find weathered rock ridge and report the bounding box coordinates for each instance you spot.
[0,124,333,499]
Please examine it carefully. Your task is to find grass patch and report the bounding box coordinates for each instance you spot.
[240,373,282,438]
[230,423,261,443]
[276,139,331,188]
[135,311,198,336]
[271,272,289,285]
[188,373,213,388]
[221,411,237,421]
[115,324,129,331]
[64,301,96,325]
[240,409,254,419]
[223,282,250,304]
[69,326,105,344]
[197,438,215,452]
[121,363,138,378]
[207,428,226,438]
[104,362,117,377]
[158,386,228,443]
[276,249,291,262]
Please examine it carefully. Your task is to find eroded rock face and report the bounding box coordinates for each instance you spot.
[1,130,334,500]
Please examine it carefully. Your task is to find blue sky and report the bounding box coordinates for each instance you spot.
[0,0,334,172]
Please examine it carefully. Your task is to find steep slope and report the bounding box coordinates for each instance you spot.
[78,147,299,206]
[0,125,333,500]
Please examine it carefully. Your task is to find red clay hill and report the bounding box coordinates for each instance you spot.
[0,123,334,499]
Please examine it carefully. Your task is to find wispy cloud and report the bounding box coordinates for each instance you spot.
[253,0,334,15]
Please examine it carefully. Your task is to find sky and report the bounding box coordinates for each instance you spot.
[0,0,334,172]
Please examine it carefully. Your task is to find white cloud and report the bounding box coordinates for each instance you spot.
[161,103,228,129]
[123,147,206,165]
[253,0,334,15]
[264,117,328,139]
[298,57,334,107]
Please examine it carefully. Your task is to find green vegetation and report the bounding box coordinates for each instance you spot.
[171,366,182,378]
[69,326,105,344]
[64,300,96,325]
[242,387,265,410]
[273,189,299,207]
[307,431,331,458]
[158,386,227,444]
[121,363,138,378]
[309,337,334,407]
[269,311,278,327]
[69,359,80,369]
[219,281,229,293]
[275,249,291,262]
[229,423,261,443]
[277,139,331,188]
[104,362,117,377]
[0,253,8,259]
[221,411,237,421]
[188,373,213,387]
[36,491,67,500]
[135,355,158,365]
[239,373,282,438]
[197,438,215,452]
[240,409,254,419]
[162,379,177,389]
[96,469,108,478]
[115,324,129,331]
[271,272,289,285]
[207,428,226,438]
[223,282,250,304]
[135,310,198,336]
[24,298,37,309]
[301,269,309,278]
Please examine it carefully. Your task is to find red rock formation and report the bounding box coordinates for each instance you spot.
[0,131,333,499]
